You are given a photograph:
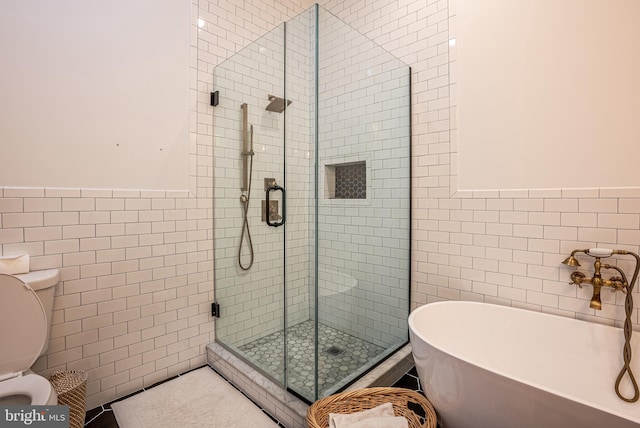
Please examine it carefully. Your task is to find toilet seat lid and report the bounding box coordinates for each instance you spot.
[0,274,47,379]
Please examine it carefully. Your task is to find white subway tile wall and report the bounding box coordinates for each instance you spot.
[1,188,213,409]
[3,0,639,411]
[317,8,411,348]
[284,8,315,332]
[212,24,289,348]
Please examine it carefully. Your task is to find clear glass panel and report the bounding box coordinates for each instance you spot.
[284,6,318,401]
[213,24,287,385]
[213,4,410,403]
[315,7,411,398]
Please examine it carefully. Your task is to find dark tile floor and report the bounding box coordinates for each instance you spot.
[393,366,422,392]
[84,365,424,428]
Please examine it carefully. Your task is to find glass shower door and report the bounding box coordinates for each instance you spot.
[212,4,411,404]
[212,24,289,386]
[312,6,411,398]
[283,7,318,401]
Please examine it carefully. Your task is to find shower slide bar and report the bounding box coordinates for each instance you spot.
[241,103,254,191]
[238,103,255,270]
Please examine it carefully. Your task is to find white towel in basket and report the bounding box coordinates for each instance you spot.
[329,402,408,428]
[347,417,408,428]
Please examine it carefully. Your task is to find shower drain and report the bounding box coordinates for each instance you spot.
[325,346,345,356]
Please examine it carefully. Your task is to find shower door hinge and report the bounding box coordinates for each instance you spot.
[211,302,220,318]
[210,91,219,107]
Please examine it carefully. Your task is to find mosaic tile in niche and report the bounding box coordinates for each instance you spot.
[335,162,366,199]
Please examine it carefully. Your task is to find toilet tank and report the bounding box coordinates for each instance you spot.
[15,269,59,356]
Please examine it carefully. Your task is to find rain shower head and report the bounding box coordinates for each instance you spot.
[266,94,292,113]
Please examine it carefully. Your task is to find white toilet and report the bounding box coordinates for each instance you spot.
[0,269,59,405]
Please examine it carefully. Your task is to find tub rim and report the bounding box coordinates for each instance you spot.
[408,300,640,424]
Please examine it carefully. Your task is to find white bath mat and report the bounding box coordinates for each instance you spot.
[111,367,280,428]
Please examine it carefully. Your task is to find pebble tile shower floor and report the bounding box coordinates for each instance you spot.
[238,320,385,398]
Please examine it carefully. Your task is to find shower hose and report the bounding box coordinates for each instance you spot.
[615,254,639,402]
[238,141,254,271]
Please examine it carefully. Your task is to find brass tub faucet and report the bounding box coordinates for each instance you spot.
[562,248,630,310]
[562,247,640,402]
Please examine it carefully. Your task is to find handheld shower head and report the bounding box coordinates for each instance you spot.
[562,248,615,266]
[587,248,614,257]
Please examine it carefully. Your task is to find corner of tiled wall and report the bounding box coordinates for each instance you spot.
[316,0,639,331]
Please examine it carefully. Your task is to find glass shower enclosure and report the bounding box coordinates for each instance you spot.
[212,5,411,402]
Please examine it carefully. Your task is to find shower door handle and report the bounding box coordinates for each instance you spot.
[266,184,286,227]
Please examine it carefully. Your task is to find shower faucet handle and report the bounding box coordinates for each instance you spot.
[265,183,285,227]
[569,271,586,287]
[269,212,282,222]
[607,276,627,293]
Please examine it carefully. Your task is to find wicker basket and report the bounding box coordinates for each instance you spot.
[48,370,88,428]
[307,387,437,428]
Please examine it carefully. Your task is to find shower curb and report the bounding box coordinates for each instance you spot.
[207,342,413,428]
[346,343,413,392]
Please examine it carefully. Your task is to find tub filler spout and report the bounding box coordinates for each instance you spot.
[562,248,640,403]
[563,250,628,310]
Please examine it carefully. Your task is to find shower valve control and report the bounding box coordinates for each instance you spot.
[262,200,279,222]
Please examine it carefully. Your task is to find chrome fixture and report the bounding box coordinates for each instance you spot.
[241,103,254,192]
[265,94,292,113]
[238,103,254,271]
[562,248,639,402]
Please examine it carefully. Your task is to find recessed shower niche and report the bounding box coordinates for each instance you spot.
[211,4,410,403]
[324,161,367,200]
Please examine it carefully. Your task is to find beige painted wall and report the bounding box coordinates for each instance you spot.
[456,0,640,190]
[0,0,190,190]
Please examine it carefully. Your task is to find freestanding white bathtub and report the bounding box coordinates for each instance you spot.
[409,301,640,428]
